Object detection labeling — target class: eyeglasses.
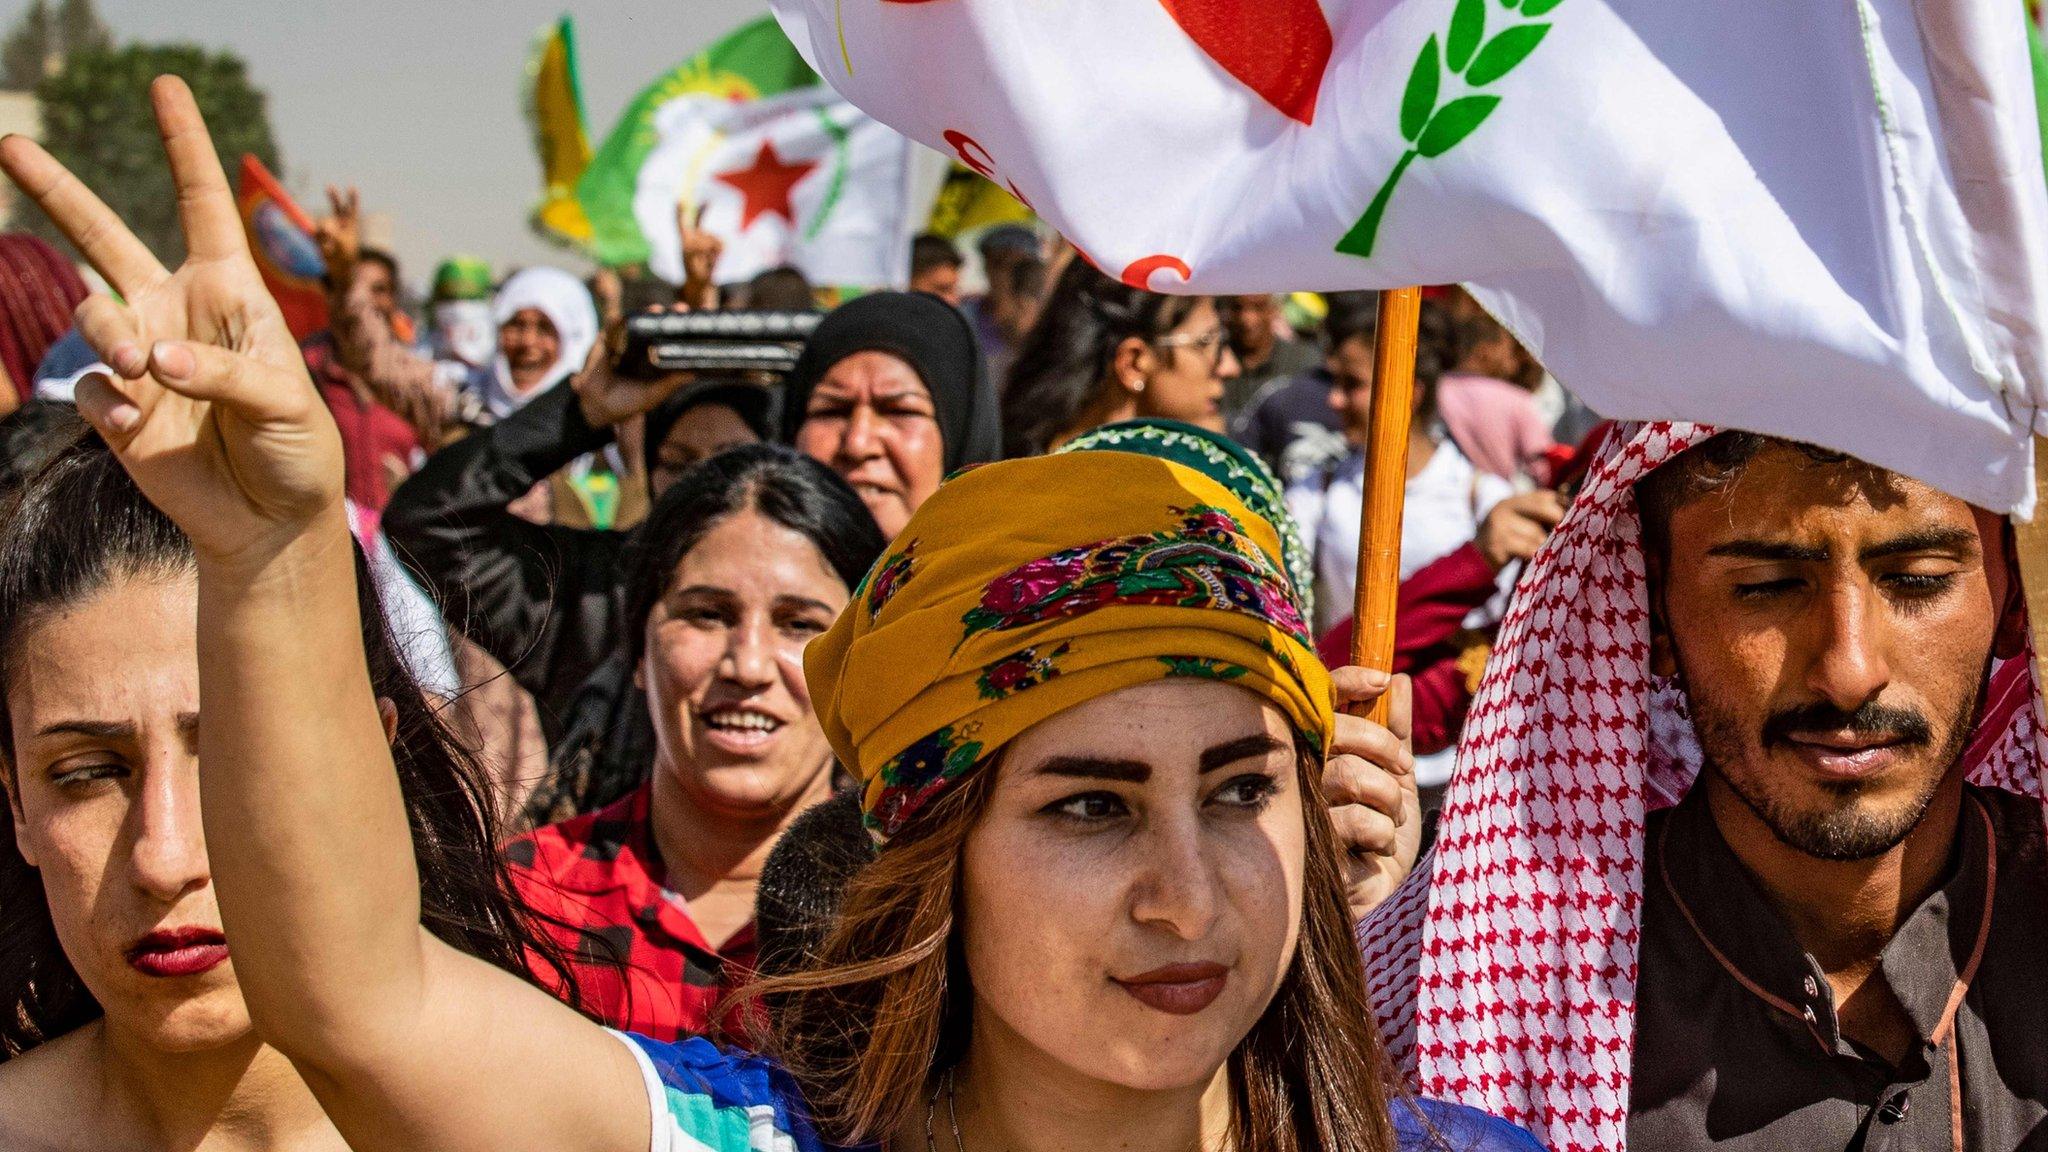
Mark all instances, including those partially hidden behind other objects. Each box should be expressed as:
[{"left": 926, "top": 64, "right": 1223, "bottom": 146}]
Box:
[{"left": 1155, "top": 327, "right": 1230, "bottom": 369}]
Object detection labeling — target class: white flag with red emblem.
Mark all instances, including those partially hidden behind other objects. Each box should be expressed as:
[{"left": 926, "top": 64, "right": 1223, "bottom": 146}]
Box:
[
  {"left": 770, "top": 0, "right": 2048, "bottom": 514},
  {"left": 572, "top": 17, "right": 919, "bottom": 289}
]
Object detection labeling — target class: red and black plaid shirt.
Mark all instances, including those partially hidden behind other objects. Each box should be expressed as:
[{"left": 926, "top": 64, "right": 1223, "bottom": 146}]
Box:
[{"left": 506, "top": 781, "right": 757, "bottom": 1041}]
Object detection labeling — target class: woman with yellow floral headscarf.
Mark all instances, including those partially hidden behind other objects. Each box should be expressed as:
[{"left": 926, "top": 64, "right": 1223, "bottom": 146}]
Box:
[{"left": 8, "top": 85, "right": 1545, "bottom": 1152}]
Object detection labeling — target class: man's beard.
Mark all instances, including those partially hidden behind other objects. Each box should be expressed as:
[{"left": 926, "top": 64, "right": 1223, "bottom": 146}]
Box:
[{"left": 1681, "top": 674, "right": 1977, "bottom": 863}]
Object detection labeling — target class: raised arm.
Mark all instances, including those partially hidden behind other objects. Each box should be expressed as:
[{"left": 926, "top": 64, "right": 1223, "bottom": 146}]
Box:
[
  {"left": 317, "top": 186, "right": 461, "bottom": 445},
  {"left": 676, "top": 200, "right": 723, "bottom": 310},
  {"left": 334, "top": 268, "right": 461, "bottom": 442},
  {"left": 0, "top": 76, "right": 647, "bottom": 1152}
]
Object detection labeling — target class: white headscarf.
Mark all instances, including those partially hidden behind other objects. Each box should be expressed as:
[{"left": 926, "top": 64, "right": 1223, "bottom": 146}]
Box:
[{"left": 482, "top": 267, "right": 598, "bottom": 419}]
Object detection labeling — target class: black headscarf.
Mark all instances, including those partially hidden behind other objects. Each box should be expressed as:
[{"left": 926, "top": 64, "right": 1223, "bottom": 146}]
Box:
[
  {"left": 778, "top": 291, "right": 1002, "bottom": 470},
  {"left": 644, "top": 378, "right": 778, "bottom": 472}
]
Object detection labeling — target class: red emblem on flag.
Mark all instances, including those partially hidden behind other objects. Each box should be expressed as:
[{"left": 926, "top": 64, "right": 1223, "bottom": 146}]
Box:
[
  {"left": 1122, "top": 254, "right": 1193, "bottom": 290},
  {"left": 1160, "top": 0, "right": 1333, "bottom": 125},
  {"left": 888, "top": 0, "right": 1332, "bottom": 125},
  {"left": 715, "top": 140, "right": 820, "bottom": 230}
]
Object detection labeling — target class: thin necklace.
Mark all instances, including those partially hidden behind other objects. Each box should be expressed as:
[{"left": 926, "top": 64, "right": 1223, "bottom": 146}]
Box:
[
  {"left": 923, "top": 1068, "right": 966, "bottom": 1152},
  {"left": 946, "top": 1069, "right": 964, "bottom": 1151}
]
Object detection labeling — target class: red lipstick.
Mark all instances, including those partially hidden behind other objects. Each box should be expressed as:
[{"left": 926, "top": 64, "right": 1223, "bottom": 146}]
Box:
[
  {"left": 127, "top": 927, "right": 229, "bottom": 979},
  {"left": 1112, "top": 962, "right": 1230, "bottom": 1015}
]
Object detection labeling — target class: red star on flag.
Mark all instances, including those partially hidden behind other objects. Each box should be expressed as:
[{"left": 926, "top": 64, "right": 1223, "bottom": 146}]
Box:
[{"left": 714, "top": 140, "right": 820, "bottom": 230}]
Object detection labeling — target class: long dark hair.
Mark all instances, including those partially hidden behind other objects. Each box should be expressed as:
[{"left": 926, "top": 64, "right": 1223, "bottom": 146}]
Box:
[
  {"left": 0, "top": 430, "right": 582, "bottom": 1059},
  {"left": 622, "top": 443, "right": 887, "bottom": 668},
  {"left": 1000, "top": 259, "right": 1206, "bottom": 458},
  {"left": 525, "top": 444, "right": 888, "bottom": 822},
  {"left": 753, "top": 740, "right": 1400, "bottom": 1151}
]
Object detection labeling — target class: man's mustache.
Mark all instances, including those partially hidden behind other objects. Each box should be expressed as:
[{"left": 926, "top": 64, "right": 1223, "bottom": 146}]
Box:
[{"left": 1761, "top": 700, "right": 1932, "bottom": 748}]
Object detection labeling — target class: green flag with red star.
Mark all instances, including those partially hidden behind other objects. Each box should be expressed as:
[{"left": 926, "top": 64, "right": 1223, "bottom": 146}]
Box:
[{"left": 572, "top": 16, "right": 919, "bottom": 287}]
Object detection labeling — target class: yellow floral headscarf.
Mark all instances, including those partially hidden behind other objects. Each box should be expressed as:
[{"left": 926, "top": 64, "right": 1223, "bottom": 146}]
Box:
[{"left": 807, "top": 451, "right": 1335, "bottom": 842}]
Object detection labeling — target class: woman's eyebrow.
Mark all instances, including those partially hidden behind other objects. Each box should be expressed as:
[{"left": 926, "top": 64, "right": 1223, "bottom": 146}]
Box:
[
  {"left": 871, "top": 386, "right": 932, "bottom": 403},
  {"left": 667, "top": 584, "right": 736, "bottom": 601},
  {"left": 1028, "top": 735, "right": 1287, "bottom": 781},
  {"left": 34, "top": 712, "right": 198, "bottom": 741},
  {"left": 1032, "top": 755, "right": 1150, "bottom": 782},
  {"left": 36, "top": 718, "right": 135, "bottom": 741},
  {"left": 1200, "top": 734, "right": 1288, "bottom": 773},
  {"left": 774, "top": 595, "right": 839, "bottom": 615}
]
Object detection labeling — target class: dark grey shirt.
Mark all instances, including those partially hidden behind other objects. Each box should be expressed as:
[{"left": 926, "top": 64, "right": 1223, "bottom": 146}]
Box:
[
  {"left": 1630, "top": 782, "right": 2048, "bottom": 1151},
  {"left": 1223, "top": 337, "right": 1320, "bottom": 421}
]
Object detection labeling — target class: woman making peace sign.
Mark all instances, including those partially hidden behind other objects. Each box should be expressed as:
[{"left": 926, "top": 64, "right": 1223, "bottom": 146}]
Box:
[{"left": 0, "top": 78, "right": 1540, "bottom": 1152}]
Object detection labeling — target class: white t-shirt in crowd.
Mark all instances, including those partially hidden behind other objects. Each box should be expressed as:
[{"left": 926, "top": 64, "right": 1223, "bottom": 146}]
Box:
[
  {"left": 1286, "top": 438, "right": 1513, "bottom": 636},
  {"left": 1287, "top": 438, "right": 1514, "bottom": 786}
]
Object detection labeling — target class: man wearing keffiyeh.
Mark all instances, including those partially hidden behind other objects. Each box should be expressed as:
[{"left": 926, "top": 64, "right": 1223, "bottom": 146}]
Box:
[{"left": 1360, "top": 422, "right": 2048, "bottom": 1152}]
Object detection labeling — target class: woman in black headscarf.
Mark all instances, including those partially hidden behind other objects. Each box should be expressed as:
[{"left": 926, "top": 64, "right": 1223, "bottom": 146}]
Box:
[{"left": 783, "top": 291, "right": 1002, "bottom": 539}]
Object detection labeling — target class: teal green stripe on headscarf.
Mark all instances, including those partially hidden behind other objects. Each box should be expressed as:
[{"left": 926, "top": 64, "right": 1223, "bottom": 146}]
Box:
[{"left": 1055, "top": 419, "right": 1316, "bottom": 625}]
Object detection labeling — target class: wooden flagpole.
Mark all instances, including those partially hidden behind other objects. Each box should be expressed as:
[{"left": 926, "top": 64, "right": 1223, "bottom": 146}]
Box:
[
  {"left": 2013, "top": 437, "right": 2048, "bottom": 694},
  {"left": 1347, "top": 286, "right": 1424, "bottom": 724}
]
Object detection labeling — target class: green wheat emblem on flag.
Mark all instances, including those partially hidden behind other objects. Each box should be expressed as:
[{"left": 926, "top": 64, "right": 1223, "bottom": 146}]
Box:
[{"left": 1337, "top": 0, "right": 1564, "bottom": 260}]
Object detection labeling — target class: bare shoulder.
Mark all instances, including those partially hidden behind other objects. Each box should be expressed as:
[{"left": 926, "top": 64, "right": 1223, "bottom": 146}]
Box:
[{"left": 0, "top": 1026, "right": 107, "bottom": 1151}]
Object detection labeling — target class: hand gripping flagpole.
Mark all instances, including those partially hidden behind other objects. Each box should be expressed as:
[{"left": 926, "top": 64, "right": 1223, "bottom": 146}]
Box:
[{"left": 1347, "top": 286, "right": 1423, "bottom": 724}]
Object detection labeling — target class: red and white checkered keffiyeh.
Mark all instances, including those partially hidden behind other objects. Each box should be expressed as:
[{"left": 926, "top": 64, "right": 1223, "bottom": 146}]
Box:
[{"left": 1358, "top": 421, "right": 2048, "bottom": 1152}]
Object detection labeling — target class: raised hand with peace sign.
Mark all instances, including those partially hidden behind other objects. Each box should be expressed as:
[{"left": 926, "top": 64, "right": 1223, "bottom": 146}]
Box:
[
  {"left": 0, "top": 75, "right": 669, "bottom": 1152},
  {"left": 0, "top": 76, "right": 346, "bottom": 566},
  {"left": 315, "top": 183, "right": 363, "bottom": 288}
]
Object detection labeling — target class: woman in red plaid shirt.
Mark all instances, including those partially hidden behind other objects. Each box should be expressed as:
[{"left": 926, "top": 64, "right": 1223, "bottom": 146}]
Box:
[{"left": 506, "top": 443, "right": 885, "bottom": 1039}]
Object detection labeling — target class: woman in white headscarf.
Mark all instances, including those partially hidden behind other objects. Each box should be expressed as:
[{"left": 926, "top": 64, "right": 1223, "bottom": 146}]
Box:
[
  {"left": 480, "top": 266, "right": 600, "bottom": 420},
  {"left": 320, "top": 246, "right": 599, "bottom": 439}
]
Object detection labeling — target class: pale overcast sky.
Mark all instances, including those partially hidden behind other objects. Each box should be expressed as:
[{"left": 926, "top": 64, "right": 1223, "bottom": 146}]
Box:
[{"left": 74, "top": 0, "right": 770, "bottom": 285}]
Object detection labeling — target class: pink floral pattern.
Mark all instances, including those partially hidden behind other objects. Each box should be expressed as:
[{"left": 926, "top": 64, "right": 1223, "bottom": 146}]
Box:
[
  {"left": 862, "top": 539, "right": 918, "bottom": 620},
  {"left": 959, "top": 505, "right": 1308, "bottom": 647},
  {"left": 976, "top": 642, "right": 1073, "bottom": 700}
]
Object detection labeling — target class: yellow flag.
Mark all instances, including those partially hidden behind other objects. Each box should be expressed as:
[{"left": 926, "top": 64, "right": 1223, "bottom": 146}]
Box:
[
  {"left": 527, "top": 16, "right": 594, "bottom": 248},
  {"left": 925, "top": 165, "right": 1034, "bottom": 240}
]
